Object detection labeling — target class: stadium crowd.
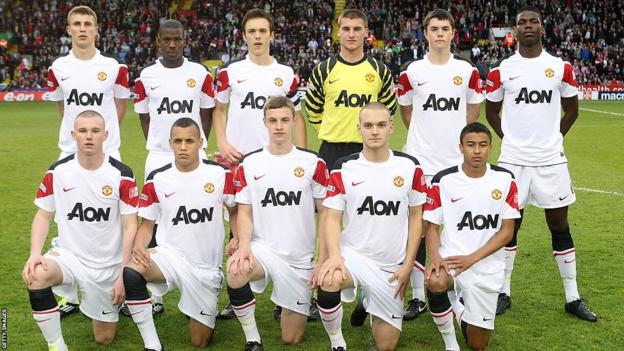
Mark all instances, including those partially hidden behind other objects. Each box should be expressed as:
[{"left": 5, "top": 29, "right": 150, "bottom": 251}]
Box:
[{"left": 1, "top": 0, "right": 623, "bottom": 91}]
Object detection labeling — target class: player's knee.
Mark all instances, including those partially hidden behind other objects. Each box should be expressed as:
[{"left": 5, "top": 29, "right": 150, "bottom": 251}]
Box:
[
  {"left": 226, "top": 272, "right": 248, "bottom": 289},
  {"left": 425, "top": 275, "right": 448, "bottom": 293},
  {"left": 467, "top": 338, "right": 487, "bottom": 351},
  {"left": 190, "top": 333, "right": 212, "bottom": 348},
  {"left": 281, "top": 330, "right": 304, "bottom": 345},
  {"left": 374, "top": 337, "right": 398, "bottom": 351},
  {"left": 320, "top": 270, "right": 344, "bottom": 291},
  {"left": 28, "top": 265, "right": 54, "bottom": 289},
  {"left": 94, "top": 331, "right": 115, "bottom": 345}
]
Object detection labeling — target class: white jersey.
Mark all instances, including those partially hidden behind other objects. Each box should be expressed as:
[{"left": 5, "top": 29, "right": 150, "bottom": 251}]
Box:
[
  {"left": 139, "top": 160, "right": 235, "bottom": 268},
  {"left": 486, "top": 51, "right": 578, "bottom": 166},
  {"left": 47, "top": 49, "right": 130, "bottom": 154},
  {"left": 34, "top": 155, "right": 138, "bottom": 269},
  {"left": 134, "top": 58, "right": 216, "bottom": 152},
  {"left": 397, "top": 54, "right": 484, "bottom": 176},
  {"left": 323, "top": 151, "right": 428, "bottom": 269},
  {"left": 424, "top": 164, "right": 520, "bottom": 274},
  {"left": 216, "top": 56, "right": 300, "bottom": 154},
  {"left": 235, "top": 147, "right": 328, "bottom": 264}
]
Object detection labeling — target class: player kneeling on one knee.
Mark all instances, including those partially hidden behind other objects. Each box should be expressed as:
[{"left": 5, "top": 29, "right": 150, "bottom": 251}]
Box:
[{"left": 424, "top": 122, "right": 520, "bottom": 351}]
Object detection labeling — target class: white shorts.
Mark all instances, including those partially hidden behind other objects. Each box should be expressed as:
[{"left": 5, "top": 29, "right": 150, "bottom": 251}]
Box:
[
  {"left": 453, "top": 269, "right": 504, "bottom": 330},
  {"left": 250, "top": 241, "right": 313, "bottom": 316},
  {"left": 59, "top": 149, "right": 121, "bottom": 161},
  {"left": 341, "top": 246, "right": 404, "bottom": 331},
  {"left": 45, "top": 248, "right": 119, "bottom": 322},
  {"left": 147, "top": 245, "right": 222, "bottom": 328},
  {"left": 144, "top": 150, "right": 207, "bottom": 180},
  {"left": 499, "top": 163, "right": 576, "bottom": 209}
]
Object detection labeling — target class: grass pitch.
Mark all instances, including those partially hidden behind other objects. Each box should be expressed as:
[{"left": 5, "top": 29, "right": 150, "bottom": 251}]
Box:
[{"left": 0, "top": 101, "right": 622, "bottom": 350}]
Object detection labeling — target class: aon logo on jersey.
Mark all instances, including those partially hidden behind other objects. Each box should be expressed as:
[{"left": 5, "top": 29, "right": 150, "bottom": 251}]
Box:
[
  {"left": 514, "top": 88, "right": 552, "bottom": 104},
  {"left": 66, "top": 89, "right": 103, "bottom": 106},
  {"left": 261, "top": 188, "right": 302, "bottom": 207},
  {"left": 172, "top": 206, "right": 214, "bottom": 225},
  {"left": 422, "top": 94, "right": 460, "bottom": 111},
  {"left": 356, "top": 196, "right": 400, "bottom": 216},
  {"left": 240, "top": 92, "right": 267, "bottom": 109},
  {"left": 157, "top": 98, "right": 193, "bottom": 114},
  {"left": 457, "top": 211, "right": 499, "bottom": 230},
  {"left": 67, "top": 203, "right": 111, "bottom": 222},
  {"left": 335, "top": 91, "right": 372, "bottom": 108}
]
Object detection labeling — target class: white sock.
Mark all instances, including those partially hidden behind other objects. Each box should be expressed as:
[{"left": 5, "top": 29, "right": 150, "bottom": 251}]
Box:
[
  {"left": 554, "top": 249, "right": 580, "bottom": 302},
  {"left": 502, "top": 247, "right": 517, "bottom": 296},
  {"left": 410, "top": 262, "right": 426, "bottom": 300},
  {"left": 233, "top": 299, "right": 261, "bottom": 343},
  {"left": 127, "top": 299, "right": 161, "bottom": 350},
  {"left": 33, "top": 306, "right": 67, "bottom": 350},
  {"left": 431, "top": 307, "right": 460, "bottom": 351},
  {"left": 319, "top": 303, "right": 346, "bottom": 349}
]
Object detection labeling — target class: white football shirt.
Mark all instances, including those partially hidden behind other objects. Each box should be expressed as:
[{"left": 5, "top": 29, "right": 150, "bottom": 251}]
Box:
[
  {"left": 47, "top": 50, "right": 130, "bottom": 154},
  {"left": 323, "top": 151, "right": 428, "bottom": 269},
  {"left": 486, "top": 51, "right": 578, "bottom": 166},
  {"left": 139, "top": 160, "right": 235, "bottom": 268},
  {"left": 35, "top": 155, "right": 139, "bottom": 268},
  {"left": 134, "top": 58, "right": 215, "bottom": 152},
  {"left": 235, "top": 147, "right": 328, "bottom": 264},
  {"left": 424, "top": 164, "right": 520, "bottom": 274},
  {"left": 216, "top": 56, "right": 300, "bottom": 154},
  {"left": 398, "top": 54, "right": 484, "bottom": 176}
]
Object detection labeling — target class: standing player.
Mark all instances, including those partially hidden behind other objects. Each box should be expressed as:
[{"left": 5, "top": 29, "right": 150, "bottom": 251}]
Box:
[
  {"left": 424, "top": 122, "right": 519, "bottom": 351},
  {"left": 46, "top": 5, "right": 130, "bottom": 316},
  {"left": 123, "top": 118, "right": 236, "bottom": 350},
  {"left": 226, "top": 97, "right": 327, "bottom": 350},
  {"left": 22, "top": 110, "right": 138, "bottom": 350},
  {"left": 397, "top": 8, "right": 483, "bottom": 321},
  {"left": 315, "top": 103, "right": 427, "bottom": 351},
  {"left": 485, "top": 6, "right": 596, "bottom": 321},
  {"left": 304, "top": 9, "right": 397, "bottom": 171}
]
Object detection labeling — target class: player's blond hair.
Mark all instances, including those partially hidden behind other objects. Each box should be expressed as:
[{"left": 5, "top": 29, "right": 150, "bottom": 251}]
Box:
[
  {"left": 263, "top": 96, "right": 295, "bottom": 118},
  {"left": 338, "top": 9, "right": 368, "bottom": 28},
  {"left": 67, "top": 5, "right": 98, "bottom": 24}
]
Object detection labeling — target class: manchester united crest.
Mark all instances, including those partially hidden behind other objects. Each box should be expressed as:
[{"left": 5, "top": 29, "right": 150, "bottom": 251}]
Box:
[
  {"left": 394, "top": 176, "right": 404, "bottom": 187},
  {"left": 204, "top": 183, "right": 215, "bottom": 193},
  {"left": 491, "top": 189, "right": 502, "bottom": 200},
  {"left": 365, "top": 73, "right": 375, "bottom": 83},
  {"left": 274, "top": 77, "right": 283, "bottom": 87},
  {"left": 545, "top": 68, "right": 554, "bottom": 78},
  {"left": 97, "top": 72, "right": 107, "bottom": 81},
  {"left": 102, "top": 185, "right": 113, "bottom": 196},
  {"left": 187, "top": 78, "right": 196, "bottom": 88},
  {"left": 294, "top": 167, "right": 305, "bottom": 177},
  {"left": 48, "top": 250, "right": 60, "bottom": 256},
  {"left": 453, "top": 76, "right": 463, "bottom": 85},
  {"left": 148, "top": 248, "right": 157, "bottom": 254}
]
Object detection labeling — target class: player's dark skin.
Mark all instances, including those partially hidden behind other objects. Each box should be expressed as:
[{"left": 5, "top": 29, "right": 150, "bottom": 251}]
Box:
[
  {"left": 485, "top": 10, "right": 578, "bottom": 243},
  {"left": 139, "top": 25, "right": 212, "bottom": 141}
]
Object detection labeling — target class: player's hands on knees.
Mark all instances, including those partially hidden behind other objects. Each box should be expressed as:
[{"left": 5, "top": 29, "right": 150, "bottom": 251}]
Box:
[
  {"left": 217, "top": 141, "right": 243, "bottom": 165},
  {"left": 425, "top": 254, "right": 446, "bottom": 280},
  {"left": 112, "top": 276, "right": 125, "bottom": 305},
  {"left": 316, "top": 255, "right": 346, "bottom": 288},
  {"left": 22, "top": 254, "right": 47, "bottom": 285},
  {"left": 132, "top": 245, "right": 151, "bottom": 268},
  {"left": 308, "top": 263, "right": 323, "bottom": 288},
  {"left": 227, "top": 243, "right": 253, "bottom": 275},
  {"left": 226, "top": 237, "right": 239, "bottom": 256},
  {"left": 443, "top": 254, "right": 476, "bottom": 276},
  {"left": 389, "top": 264, "right": 412, "bottom": 299}
]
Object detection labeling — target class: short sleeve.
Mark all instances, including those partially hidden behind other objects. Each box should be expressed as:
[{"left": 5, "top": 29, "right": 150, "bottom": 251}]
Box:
[{"left": 322, "top": 170, "right": 346, "bottom": 211}]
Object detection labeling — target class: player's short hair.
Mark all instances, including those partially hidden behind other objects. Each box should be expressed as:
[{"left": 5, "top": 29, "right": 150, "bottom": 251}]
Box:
[
  {"left": 338, "top": 9, "right": 368, "bottom": 28},
  {"left": 359, "top": 102, "right": 391, "bottom": 121},
  {"left": 170, "top": 117, "right": 200, "bottom": 137},
  {"left": 460, "top": 122, "right": 492, "bottom": 144},
  {"left": 242, "top": 9, "right": 274, "bottom": 33},
  {"left": 67, "top": 5, "right": 97, "bottom": 24},
  {"left": 515, "top": 5, "right": 542, "bottom": 23},
  {"left": 159, "top": 19, "right": 184, "bottom": 36},
  {"left": 74, "top": 110, "right": 105, "bottom": 127},
  {"left": 424, "top": 9, "right": 455, "bottom": 30},
  {"left": 263, "top": 96, "right": 295, "bottom": 118}
]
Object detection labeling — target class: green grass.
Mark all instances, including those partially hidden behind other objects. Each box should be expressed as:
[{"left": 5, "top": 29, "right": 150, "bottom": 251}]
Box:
[{"left": 0, "top": 101, "right": 622, "bottom": 350}]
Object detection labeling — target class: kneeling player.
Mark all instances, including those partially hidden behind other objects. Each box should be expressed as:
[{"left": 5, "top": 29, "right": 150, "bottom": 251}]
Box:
[
  {"left": 226, "top": 96, "right": 328, "bottom": 350},
  {"left": 22, "top": 110, "right": 138, "bottom": 350},
  {"left": 123, "top": 118, "right": 237, "bottom": 350},
  {"left": 424, "top": 122, "right": 520, "bottom": 351},
  {"left": 315, "top": 103, "right": 427, "bottom": 351}
]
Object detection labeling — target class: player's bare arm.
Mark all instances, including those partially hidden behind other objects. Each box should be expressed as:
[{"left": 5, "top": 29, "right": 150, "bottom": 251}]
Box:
[
  {"left": 309, "top": 198, "right": 326, "bottom": 288},
  {"left": 138, "top": 113, "right": 150, "bottom": 139},
  {"left": 294, "top": 111, "right": 308, "bottom": 148},
  {"left": 132, "top": 218, "right": 155, "bottom": 268},
  {"left": 316, "top": 208, "right": 346, "bottom": 287},
  {"left": 22, "top": 208, "right": 54, "bottom": 285},
  {"left": 424, "top": 221, "right": 446, "bottom": 279},
  {"left": 560, "top": 95, "right": 579, "bottom": 136},
  {"left": 200, "top": 107, "right": 213, "bottom": 143},
  {"left": 214, "top": 101, "right": 243, "bottom": 163},
  {"left": 390, "top": 205, "right": 423, "bottom": 299},
  {"left": 114, "top": 97, "right": 127, "bottom": 124},
  {"left": 444, "top": 218, "right": 515, "bottom": 276},
  {"left": 467, "top": 103, "right": 481, "bottom": 123},
  {"left": 56, "top": 101, "right": 64, "bottom": 118},
  {"left": 485, "top": 99, "right": 504, "bottom": 138},
  {"left": 400, "top": 105, "right": 413, "bottom": 129},
  {"left": 113, "top": 213, "right": 137, "bottom": 304},
  {"left": 227, "top": 203, "right": 253, "bottom": 275}
]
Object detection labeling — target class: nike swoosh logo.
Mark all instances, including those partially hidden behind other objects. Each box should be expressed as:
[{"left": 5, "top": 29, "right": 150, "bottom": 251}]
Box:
[
  {"left": 559, "top": 195, "right": 569, "bottom": 201},
  {"left": 63, "top": 187, "right": 76, "bottom": 192},
  {"left": 102, "top": 311, "right": 113, "bottom": 315},
  {"left": 483, "top": 317, "right": 493, "bottom": 321},
  {"left": 564, "top": 259, "right": 576, "bottom": 264},
  {"left": 150, "top": 85, "right": 160, "bottom": 90},
  {"left": 61, "top": 76, "right": 71, "bottom": 81},
  {"left": 237, "top": 79, "right": 248, "bottom": 83},
  {"left": 254, "top": 175, "right": 266, "bottom": 180},
  {"left": 329, "top": 79, "right": 339, "bottom": 84},
  {"left": 509, "top": 76, "right": 520, "bottom": 81},
  {"left": 165, "top": 192, "right": 175, "bottom": 198},
  {"left": 435, "top": 320, "right": 449, "bottom": 326},
  {"left": 451, "top": 197, "right": 463, "bottom": 203},
  {"left": 200, "top": 311, "right": 213, "bottom": 316},
  {"left": 417, "top": 81, "right": 428, "bottom": 86},
  {"left": 36, "top": 318, "right": 52, "bottom": 323},
  {"left": 321, "top": 316, "right": 339, "bottom": 322},
  {"left": 391, "top": 314, "right": 402, "bottom": 319},
  {"left": 129, "top": 310, "right": 146, "bottom": 316},
  {"left": 296, "top": 301, "right": 308, "bottom": 305},
  {"left": 351, "top": 181, "right": 365, "bottom": 186}
]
